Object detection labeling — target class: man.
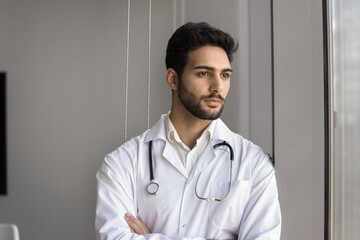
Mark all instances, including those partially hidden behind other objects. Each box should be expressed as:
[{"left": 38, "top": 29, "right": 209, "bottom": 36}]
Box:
[{"left": 96, "top": 22, "right": 281, "bottom": 240}]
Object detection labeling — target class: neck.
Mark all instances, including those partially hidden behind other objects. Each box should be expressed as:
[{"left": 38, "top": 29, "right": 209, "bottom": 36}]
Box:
[{"left": 169, "top": 103, "right": 212, "bottom": 149}]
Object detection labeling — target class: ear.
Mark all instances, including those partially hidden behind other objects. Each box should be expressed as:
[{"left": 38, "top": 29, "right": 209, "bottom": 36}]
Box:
[{"left": 166, "top": 68, "right": 178, "bottom": 91}]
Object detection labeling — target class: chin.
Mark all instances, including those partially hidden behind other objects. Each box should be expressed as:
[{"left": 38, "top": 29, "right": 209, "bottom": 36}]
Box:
[{"left": 196, "top": 110, "right": 223, "bottom": 120}]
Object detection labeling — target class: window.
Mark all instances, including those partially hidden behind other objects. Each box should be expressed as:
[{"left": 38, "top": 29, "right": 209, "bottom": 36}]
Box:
[{"left": 330, "top": 0, "right": 360, "bottom": 238}]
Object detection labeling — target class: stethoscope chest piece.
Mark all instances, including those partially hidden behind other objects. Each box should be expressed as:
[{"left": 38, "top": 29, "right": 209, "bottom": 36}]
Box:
[{"left": 147, "top": 180, "right": 159, "bottom": 195}]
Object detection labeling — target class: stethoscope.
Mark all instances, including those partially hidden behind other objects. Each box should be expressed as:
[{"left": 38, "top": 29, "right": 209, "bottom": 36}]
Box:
[{"left": 146, "top": 140, "right": 234, "bottom": 202}]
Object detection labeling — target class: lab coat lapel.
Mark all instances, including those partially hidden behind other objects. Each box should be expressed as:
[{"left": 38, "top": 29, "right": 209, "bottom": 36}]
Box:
[
  {"left": 212, "top": 118, "right": 235, "bottom": 141},
  {"left": 162, "top": 142, "right": 188, "bottom": 177},
  {"left": 144, "top": 114, "right": 167, "bottom": 142},
  {"left": 145, "top": 114, "right": 189, "bottom": 178}
]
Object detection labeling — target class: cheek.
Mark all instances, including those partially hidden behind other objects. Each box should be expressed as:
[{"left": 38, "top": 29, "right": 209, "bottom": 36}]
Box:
[
  {"left": 223, "top": 81, "right": 230, "bottom": 98},
  {"left": 183, "top": 80, "right": 207, "bottom": 95}
]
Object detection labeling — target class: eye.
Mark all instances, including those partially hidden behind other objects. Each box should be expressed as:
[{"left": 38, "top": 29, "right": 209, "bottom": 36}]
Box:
[
  {"left": 198, "top": 72, "right": 210, "bottom": 78},
  {"left": 221, "top": 73, "right": 231, "bottom": 79}
]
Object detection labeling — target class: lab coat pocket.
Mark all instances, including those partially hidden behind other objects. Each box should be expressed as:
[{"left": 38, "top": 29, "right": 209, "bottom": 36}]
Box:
[{"left": 208, "top": 180, "right": 251, "bottom": 234}]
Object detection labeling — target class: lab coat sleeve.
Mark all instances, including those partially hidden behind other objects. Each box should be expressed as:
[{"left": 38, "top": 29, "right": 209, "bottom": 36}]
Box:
[
  {"left": 238, "top": 153, "right": 281, "bottom": 240},
  {"left": 95, "top": 147, "right": 207, "bottom": 240}
]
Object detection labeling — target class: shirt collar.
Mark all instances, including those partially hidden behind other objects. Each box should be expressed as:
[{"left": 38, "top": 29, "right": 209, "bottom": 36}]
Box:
[
  {"left": 144, "top": 113, "right": 234, "bottom": 143},
  {"left": 165, "top": 112, "right": 215, "bottom": 144}
]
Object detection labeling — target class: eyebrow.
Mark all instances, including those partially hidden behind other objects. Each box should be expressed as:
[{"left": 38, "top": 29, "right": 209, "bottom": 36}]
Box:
[{"left": 193, "top": 65, "right": 233, "bottom": 73}]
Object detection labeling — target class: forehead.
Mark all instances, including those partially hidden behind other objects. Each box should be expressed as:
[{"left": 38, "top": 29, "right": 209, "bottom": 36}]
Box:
[{"left": 185, "top": 45, "right": 231, "bottom": 70}]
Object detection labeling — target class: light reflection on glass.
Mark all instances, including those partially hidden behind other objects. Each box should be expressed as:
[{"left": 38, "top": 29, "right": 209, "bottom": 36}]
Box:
[{"left": 331, "top": 0, "right": 360, "bottom": 239}]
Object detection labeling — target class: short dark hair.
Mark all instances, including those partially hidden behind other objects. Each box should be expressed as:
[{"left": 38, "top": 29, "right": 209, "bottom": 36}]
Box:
[{"left": 165, "top": 22, "right": 239, "bottom": 77}]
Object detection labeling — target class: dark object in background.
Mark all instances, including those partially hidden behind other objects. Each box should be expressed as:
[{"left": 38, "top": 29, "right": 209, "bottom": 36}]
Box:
[{"left": 0, "top": 72, "right": 7, "bottom": 195}]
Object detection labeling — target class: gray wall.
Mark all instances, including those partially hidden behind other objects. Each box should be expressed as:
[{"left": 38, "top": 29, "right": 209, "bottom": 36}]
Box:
[
  {"left": 0, "top": 0, "right": 325, "bottom": 239},
  {"left": 0, "top": 1, "right": 174, "bottom": 239},
  {"left": 273, "top": 0, "right": 325, "bottom": 239}
]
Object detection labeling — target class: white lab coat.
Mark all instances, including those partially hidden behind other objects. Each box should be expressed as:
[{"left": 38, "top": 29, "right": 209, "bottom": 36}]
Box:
[{"left": 96, "top": 114, "right": 281, "bottom": 240}]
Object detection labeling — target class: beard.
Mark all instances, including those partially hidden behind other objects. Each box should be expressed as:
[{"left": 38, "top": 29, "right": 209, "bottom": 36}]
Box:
[{"left": 177, "top": 80, "right": 225, "bottom": 120}]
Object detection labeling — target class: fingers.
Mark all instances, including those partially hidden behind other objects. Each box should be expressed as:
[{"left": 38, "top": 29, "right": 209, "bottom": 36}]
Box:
[{"left": 124, "top": 213, "right": 150, "bottom": 235}]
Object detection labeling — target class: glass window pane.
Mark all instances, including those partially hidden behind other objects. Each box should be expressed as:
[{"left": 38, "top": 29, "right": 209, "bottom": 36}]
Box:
[{"left": 331, "top": 0, "right": 360, "bottom": 239}]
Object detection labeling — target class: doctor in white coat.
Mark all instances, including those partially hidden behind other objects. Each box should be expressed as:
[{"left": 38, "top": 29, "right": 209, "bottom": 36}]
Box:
[{"left": 96, "top": 22, "right": 281, "bottom": 240}]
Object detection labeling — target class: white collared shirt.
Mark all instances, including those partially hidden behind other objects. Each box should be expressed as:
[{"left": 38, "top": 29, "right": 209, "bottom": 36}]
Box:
[{"left": 165, "top": 113, "right": 215, "bottom": 176}]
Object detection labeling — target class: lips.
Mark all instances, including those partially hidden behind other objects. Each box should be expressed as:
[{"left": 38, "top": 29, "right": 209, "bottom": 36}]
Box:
[{"left": 204, "top": 98, "right": 222, "bottom": 106}]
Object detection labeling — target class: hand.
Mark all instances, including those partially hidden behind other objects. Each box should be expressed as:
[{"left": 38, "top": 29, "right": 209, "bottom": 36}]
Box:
[{"left": 124, "top": 213, "right": 150, "bottom": 235}]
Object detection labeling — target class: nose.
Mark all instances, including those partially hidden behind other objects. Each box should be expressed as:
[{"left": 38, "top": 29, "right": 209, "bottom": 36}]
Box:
[{"left": 209, "top": 74, "right": 224, "bottom": 93}]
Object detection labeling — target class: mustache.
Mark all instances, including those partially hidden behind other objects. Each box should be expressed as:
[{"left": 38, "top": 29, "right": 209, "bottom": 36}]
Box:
[{"left": 201, "top": 93, "right": 225, "bottom": 101}]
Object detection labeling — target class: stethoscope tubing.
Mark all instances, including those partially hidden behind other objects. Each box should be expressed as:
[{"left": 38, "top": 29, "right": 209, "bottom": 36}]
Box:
[
  {"left": 147, "top": 140, "right": 159, "bottom": 194},
  {"left": 148, "top": 140, "right": 154, "bottom": 181},
  {"left": 213, "top": 141, "right": 234, "bottom": 160},
  {"left": 147, "top": 140, "right": 233, "bottom": 200}
]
